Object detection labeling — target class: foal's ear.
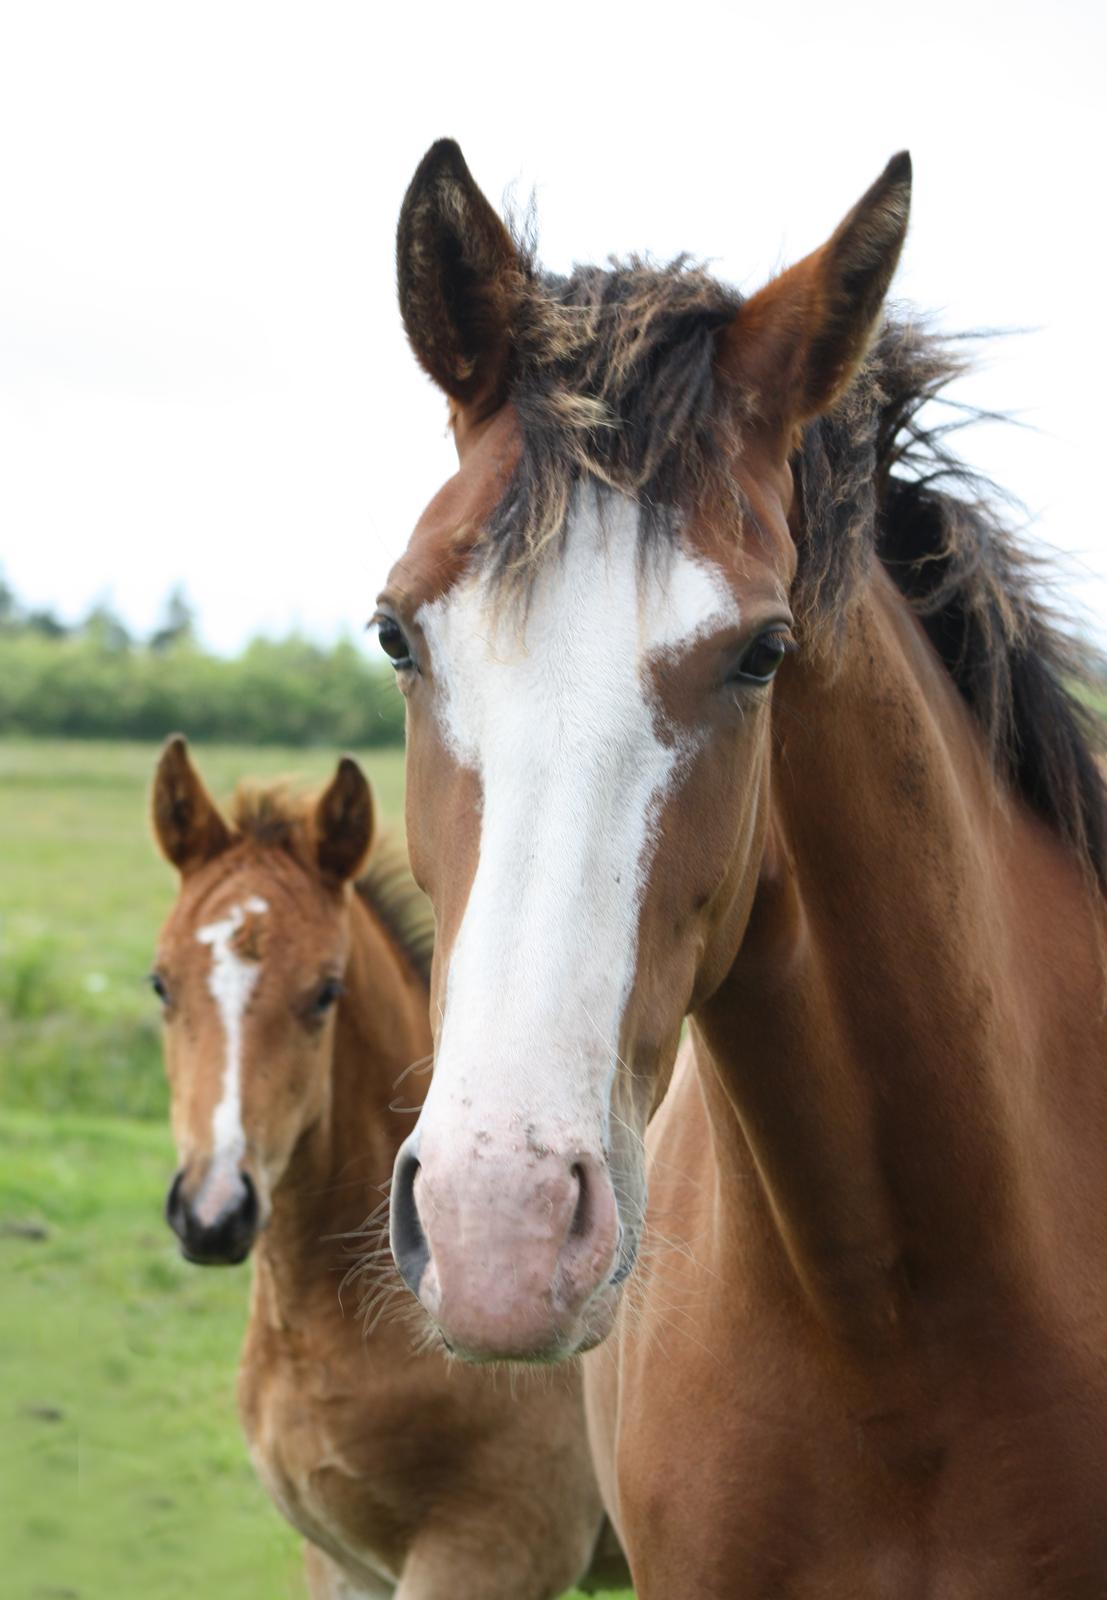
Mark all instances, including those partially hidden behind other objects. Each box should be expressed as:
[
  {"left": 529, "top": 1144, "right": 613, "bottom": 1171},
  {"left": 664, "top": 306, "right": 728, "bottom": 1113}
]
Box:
[
  {"left": 726, "top": 152, "right": 912, "bottom": 429},
  {"left": 152, "top": 735, "right": 231, "bottom": 874},
  {"left": 397, "top": 138, "right": 523, "bottom": 413},
  {"left": 314, "top": 757, "right": 375, "bottom": 884}
]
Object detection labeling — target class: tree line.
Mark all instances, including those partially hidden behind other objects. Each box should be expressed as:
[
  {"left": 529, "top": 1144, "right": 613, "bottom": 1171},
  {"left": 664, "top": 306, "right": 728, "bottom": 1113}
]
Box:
[{"left": 0, "top": 579, "right": 404, "bottom": 747}]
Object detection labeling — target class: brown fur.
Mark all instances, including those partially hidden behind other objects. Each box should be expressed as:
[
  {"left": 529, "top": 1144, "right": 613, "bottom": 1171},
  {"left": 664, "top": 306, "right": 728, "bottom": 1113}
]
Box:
[
  {"left": 388, "top": 142, "right": 1107, "bottom": 1596},
  {"left": 229, "top": 782, "right": 435, "bottom": 984},
  {"left": 151, "top": 743, "right": 623, "bottom": 1599}
]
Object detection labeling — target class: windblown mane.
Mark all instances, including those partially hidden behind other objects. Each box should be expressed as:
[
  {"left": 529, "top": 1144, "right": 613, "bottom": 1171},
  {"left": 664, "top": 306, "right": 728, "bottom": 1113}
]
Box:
[
  {"left": 480, "top": 248, "right": 1107, "bottom": 884},
  {"left": 485, "top": 250, "right": 742, "bottom": 575},
  {"left": 798, "top": 319, "right": 1107, "bottom": 885},
  {"left": 229, "top": 783, "right": 434, "bottom": 981}
]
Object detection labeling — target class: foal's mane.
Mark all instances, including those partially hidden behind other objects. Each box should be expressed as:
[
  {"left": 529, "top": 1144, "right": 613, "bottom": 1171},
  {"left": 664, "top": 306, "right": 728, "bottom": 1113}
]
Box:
[
  {"left": 229, "top": 785, "right": 434, "bottom": 984},
  {"left": 355, "top": 834, "right": 434, "bottom": 987},
  {"left": 479, "top": 246, "right": 1107, "bottom": 884}
]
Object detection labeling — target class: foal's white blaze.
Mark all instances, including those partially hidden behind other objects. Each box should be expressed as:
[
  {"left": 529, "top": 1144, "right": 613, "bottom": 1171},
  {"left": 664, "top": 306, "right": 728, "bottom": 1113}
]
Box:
[
  {"left": 416, "top": 486, "right": 737, "bottom": 1159},
  {"left": 194, "top": 895, "right": 268, "bottom": 1223}
]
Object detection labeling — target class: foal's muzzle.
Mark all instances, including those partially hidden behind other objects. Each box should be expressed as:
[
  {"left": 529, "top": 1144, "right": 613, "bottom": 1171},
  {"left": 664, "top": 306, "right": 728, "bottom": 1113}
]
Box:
[{"left": 165, "top": 1168, "right": 259, "bottom": 1265}]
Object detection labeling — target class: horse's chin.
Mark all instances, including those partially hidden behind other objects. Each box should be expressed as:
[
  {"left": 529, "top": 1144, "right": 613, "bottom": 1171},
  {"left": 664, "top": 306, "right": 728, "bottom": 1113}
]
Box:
[
  {"left": 427, "top": 1278, "right": 622, "bottom": 1366},
  {"left": 179, "top": 1240, "right": 254, "bottom": 1267},
  {"left": 570, "top": 1279, "right": 622, "bottom": 1353}
]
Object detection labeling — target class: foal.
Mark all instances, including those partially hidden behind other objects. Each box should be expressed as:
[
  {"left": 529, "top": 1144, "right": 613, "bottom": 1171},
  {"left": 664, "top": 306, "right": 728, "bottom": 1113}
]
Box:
[{"left": 150, "top": 738, "right": 620, "bottom": 1599}]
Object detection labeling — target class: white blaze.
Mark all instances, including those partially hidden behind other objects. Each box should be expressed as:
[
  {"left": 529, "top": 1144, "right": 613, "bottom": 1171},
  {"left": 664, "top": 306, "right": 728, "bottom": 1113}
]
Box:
[
  {"left": 416, "top": 485, "right": 738, "bottom": 1147},
  {"left": 194, "top": 895, "right": 268, "bottom": 1220}
]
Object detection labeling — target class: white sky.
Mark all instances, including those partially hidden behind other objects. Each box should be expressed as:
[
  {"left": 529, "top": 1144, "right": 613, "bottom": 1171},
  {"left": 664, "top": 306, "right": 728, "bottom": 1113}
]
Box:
[{"left": 0, "top": 0, "right": 1103, "bottom": 654}]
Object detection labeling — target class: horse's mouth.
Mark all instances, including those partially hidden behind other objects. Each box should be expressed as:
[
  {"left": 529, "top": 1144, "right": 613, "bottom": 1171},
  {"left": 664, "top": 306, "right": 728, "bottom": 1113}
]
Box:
[{"left": 177, "top": 1240, "right": 253, "bottom": 1268}]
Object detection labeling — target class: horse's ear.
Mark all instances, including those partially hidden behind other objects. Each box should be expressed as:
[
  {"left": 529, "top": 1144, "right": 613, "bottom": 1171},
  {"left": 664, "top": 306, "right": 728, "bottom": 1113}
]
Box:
[
  {"left": 152, "top": 735, "right": 231, "bottom": 874},
  {"left": 314, "top": 757, "right": 374, "bottom": 884},
  {"left": 397, "top": 138, "right": 523, "bottom": 414},
  {"left": 726, "top": 152, "right": 911, "bottom": 430}
]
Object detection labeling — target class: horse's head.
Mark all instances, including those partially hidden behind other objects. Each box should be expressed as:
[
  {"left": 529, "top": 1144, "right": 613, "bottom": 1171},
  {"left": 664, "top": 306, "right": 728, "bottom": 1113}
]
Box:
[
  {"left": 380, "top": 141, "right": 910, "bottom": 1358},
  {"left": 151, "top": 738, "right": 374, "bottom": 1264}
]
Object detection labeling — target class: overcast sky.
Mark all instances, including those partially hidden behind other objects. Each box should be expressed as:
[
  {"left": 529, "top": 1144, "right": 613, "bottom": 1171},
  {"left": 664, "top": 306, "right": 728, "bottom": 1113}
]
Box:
[{"left": 1, "top": 0, "right": 1103, "bottom": 653}]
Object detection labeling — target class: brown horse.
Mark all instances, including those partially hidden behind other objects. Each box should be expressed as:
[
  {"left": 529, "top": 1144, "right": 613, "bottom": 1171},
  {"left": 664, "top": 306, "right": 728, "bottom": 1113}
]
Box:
[
  {"left": 377, "top": 140, "right": 1107, "bottom": 1595},
  {"left": 150, "top": 737, "right": 625, "bottom": 1599}
]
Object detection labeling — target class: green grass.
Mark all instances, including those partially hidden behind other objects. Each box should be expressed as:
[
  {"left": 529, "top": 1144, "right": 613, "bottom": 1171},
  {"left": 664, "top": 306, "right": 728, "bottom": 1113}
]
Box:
[
  {"left": 0, "top": 738, "right": 406, "bottom": 1120},
  {"left": 0, "top": 1109, "right": 307, "bottom": 1598},
  {"left": 1, "top": 739, "right": 631, "bottom": 1599}
]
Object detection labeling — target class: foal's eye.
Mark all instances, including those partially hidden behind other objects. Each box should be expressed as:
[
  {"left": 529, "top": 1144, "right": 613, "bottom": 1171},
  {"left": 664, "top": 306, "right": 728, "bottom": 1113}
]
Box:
[
  {"left": 311, "top": 978, "right": 343, "bottom": 1016},
  {"left": 148, "top": 971, "right": 171, "bottom": 1007},
  {"left": 373, "top": 614, "right": 414, "bottom": 671},
  {"left": 732, "top": 630, "right": 792, "bottom": 687}
]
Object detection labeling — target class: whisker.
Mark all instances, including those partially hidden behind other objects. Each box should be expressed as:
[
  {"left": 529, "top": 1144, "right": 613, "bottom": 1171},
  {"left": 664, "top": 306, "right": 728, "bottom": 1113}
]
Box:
[{"left": 392, "top": 1052, "right": 434, "bottom": 1090}]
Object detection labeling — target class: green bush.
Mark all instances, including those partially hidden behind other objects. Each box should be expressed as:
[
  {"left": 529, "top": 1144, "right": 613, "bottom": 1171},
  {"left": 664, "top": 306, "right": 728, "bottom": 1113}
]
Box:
[{"left": 0, "top": 631, "right": 404, "bottom": 748}]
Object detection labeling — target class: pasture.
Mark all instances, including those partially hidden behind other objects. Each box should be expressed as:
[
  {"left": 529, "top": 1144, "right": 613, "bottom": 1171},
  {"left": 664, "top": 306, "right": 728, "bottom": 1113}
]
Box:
[{"left": 0, "top": 738, "right": 627, "bottom": 1599}]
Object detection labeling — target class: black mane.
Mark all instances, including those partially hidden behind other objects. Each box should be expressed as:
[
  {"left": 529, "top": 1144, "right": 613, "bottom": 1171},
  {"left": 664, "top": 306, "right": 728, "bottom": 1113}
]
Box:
[{"left": 797, "top": 318, "right": 1106, "bottom": 883}]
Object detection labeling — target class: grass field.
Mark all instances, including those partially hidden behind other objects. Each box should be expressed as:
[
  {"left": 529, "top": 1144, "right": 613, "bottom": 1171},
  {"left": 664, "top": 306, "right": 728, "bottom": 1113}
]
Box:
[
  {"left": 0, "top": 738, "right": 628, "bottom": 1599},
  {"left": 1, "top": 1110, "right": 308, "bottom": 1598}
]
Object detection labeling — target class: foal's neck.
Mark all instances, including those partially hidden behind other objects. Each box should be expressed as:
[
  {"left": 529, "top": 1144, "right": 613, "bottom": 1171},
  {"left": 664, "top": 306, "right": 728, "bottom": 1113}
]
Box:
[
  {"left": 695, "top": 570, "right": 1099, "bottom": 1351},
  {"left": 257, "top": 893, "right": 430, "bottom": 1305}
]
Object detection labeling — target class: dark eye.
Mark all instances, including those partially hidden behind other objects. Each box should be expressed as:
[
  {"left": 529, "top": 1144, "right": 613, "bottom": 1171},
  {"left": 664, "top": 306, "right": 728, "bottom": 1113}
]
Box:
[
  {"left": 733, "top": 630, "right": 792, "bottom": 687},
  {"left": 310, "top": 977, "right": 343, "bottom": 1016},
  {"left": 148, "top": 971, "right": 171, "bottom": 1006},
  {"left": 374, "top": 614, "right": 414, "bottom": 671}
]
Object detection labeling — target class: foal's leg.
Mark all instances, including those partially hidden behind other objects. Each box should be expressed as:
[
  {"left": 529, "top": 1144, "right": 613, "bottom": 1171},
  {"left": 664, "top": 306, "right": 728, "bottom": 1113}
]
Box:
[{"left": 304, "top": 1542, "right": 395, "bottom": 1600}]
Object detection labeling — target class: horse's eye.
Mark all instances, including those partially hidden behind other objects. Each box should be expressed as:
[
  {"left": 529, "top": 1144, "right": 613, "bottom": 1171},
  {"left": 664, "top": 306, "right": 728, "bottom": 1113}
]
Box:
[
  {"left": 312, "top": 978, "right": 343, "bottom": 1015},
  {"left": 149, "top": 971, "right": 171, "bottom": 1006},
  {"left": 733, "top": 630, "right": 792, "bottom": 687},
  {"left": 374, "top": 615, "right": 414, "bottom": 671}
]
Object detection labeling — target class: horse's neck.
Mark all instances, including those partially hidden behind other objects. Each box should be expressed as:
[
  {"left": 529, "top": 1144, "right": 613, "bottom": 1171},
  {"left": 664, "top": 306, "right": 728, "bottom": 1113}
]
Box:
[
  {"left": 694, "top": 569, "right": 1104, "bottom": 1349},
  {"left": 256, "top": 893, "right": 431, "bottom": 1307}
]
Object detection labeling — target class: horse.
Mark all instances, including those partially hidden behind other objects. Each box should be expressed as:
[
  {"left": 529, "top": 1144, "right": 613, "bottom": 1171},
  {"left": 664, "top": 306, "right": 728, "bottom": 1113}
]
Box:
[
  {"left": 376, "top": 139, "right": 1107, "bottom": 1596},
  {"left": 149, "top": 737, "right": 626, "bottom": 1599}
]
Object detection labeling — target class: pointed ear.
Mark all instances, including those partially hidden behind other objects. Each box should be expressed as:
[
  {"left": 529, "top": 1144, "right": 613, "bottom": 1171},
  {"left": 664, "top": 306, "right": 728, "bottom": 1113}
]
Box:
[
  {"left": 152, "top": 735, "right": 231, "bottom": 874},
  {"left": 314, "top": 758, "right": 374, "bottom": 884},
  {"left": 726, "top": 152, "right": 911, "bottom": 430},
  {"left": 396, "top": 138, "right": 523, "bottom": 413}
]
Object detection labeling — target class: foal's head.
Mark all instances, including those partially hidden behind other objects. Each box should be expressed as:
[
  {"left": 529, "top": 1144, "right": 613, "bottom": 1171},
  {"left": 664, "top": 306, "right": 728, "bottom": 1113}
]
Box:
[
  {"left": 151, "top": 738, "right": 373, "bottom": 1264},
  {"left": 380, "top": 141, "right": 910, "bottom": 1358}
]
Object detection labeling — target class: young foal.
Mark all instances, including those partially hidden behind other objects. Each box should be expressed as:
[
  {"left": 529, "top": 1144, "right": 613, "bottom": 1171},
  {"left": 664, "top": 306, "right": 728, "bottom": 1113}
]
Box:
[
  {"left": 150, "top": 738, "right": 620, "bottom": 1600},
  {"left": 380, "top": 142, "right": 1107, "bottom": 1595}
]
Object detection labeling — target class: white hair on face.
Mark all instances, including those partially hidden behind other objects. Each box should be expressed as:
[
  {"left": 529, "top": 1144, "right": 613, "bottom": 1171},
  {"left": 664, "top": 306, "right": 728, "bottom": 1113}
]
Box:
[
  {"left": 193, "top": 895, "right": 268, "bottom": 1222},
  {"left": 415, "top": 484, "right": 738, "bottom": 1151}
]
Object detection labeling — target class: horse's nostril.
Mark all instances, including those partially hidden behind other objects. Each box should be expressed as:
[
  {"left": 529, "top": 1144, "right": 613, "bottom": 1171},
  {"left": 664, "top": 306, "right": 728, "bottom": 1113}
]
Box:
[
  {"left": 238, "top": 1170, "right": 258, "bottom": 1230},
  {"left": 165, "top": 1171, "right": 186, "bottom": 1235},
  {"left": 390, "top": 1147, "right": 430, "bottom": 1297},
  {"left": 569, "top": 1161, "right": 590, "bottom": 1239}
]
